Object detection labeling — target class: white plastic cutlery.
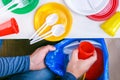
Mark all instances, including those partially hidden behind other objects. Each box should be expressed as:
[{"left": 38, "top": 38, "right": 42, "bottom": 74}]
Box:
[
  {"left": 29, "top": 13, "right": 58, "bottom": 40},
  {"left": 0, "top": 0, "right": 30, "bottom": 15},
  {"left": 0, "top": 0, "right": 15, "bottom": 11},
  {"left": 8, "top": 0, "right": 30, "bottom": 12},
  {"left": 30, "top": 24, "right": 65, "bottom": 45}
]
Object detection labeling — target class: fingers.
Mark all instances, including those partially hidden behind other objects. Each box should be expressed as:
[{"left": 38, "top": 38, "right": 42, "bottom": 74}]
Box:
[
  {"left": 36, "top": 45, "right": 56, "bottom": 55},
  {"left": 38, "top": 45, "right": 56, "bottom": 52},
  {"left": 41, "top": 45, "right": 56, "bottom": 55},
  {"left": 71, "top": 49, "right": 79, "bottom": 61},
  {"left": 45, "top": 45, "right": 56, "bottom": 51}
]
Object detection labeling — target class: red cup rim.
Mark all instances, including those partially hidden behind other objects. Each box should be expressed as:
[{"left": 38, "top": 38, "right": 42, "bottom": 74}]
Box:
[
  {"left": 11, "top": 18, "right": 19, "bottom": 33},
  {"left": 87, "top": 0, "right": 119, "bottom": 21},
  {"left": 78, "top": 42, "right": 95, "bottom": 59},
  {"left": 80, "top": 42, "right": 95, "bottom": 53}
]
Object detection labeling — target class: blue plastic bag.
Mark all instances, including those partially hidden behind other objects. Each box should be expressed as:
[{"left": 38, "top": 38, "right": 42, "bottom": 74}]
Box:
[{"left": 45, "top": 38, "right": 109, "bottom": 80}]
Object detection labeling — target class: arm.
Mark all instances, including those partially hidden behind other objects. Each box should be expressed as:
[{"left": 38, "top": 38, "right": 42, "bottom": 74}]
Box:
[
  {"left": 61, "top": 72, "right": 76, "bottom": 80},
  {"left": 0, "top": 56, "right": 29, "bottom": 77},
  {"left": 0, "top": 45, "right": 55, "bottom": 77}
]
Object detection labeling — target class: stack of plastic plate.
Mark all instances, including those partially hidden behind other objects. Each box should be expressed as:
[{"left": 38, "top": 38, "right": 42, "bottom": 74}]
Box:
[
  {"left": 64, "top": 0, "right": 109, "bottom": 15},
  {"left": 88, "top": 0, "right": 119, "bottom": 21}
]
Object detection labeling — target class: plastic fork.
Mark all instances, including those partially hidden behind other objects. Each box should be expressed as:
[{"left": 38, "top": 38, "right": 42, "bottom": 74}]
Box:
[
  {"left": 8, "top": 0, "right": 30, "bottom": 12},
  {"left": 0, "top": 0, "right": 31, "bottom": 15},
  {"left": 0, "top": 0, "right": 16, "bottom": 11}
]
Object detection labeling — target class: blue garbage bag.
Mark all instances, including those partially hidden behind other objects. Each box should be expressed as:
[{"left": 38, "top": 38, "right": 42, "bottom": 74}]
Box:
[{"left": 45, "top": 38, "right": 109, "bottom": 80}]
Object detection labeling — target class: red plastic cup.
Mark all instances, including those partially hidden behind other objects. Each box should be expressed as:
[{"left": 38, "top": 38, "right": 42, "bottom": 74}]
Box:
[
  {"left": 78, "top": 41, "right": 95, "bottom": 59},
  {"left": 0, "top": 18, "right": 19, "bottom": 36},
  {"left": 86, "top": 47, "right": 104, "bottom": 80}
]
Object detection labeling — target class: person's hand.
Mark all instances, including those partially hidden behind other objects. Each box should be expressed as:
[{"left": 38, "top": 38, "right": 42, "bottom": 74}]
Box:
[
  {"left": 67, "top": 49, "right": 97, "bottom": 79},
  {"left": 30, "top": 45, "right": 56, "bottom": 70}
]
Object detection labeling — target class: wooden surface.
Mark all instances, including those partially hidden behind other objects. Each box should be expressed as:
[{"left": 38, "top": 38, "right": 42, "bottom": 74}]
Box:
[{"left": 0, "top": 39, "right": 59, "bottom": 57}]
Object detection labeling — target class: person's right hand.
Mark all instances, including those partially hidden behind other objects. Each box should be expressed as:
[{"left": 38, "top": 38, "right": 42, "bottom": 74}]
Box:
[
  {"left": 67, "top": 49, "right": 97, "bottom": 79},
  {"left": 30, "top": 45, "right": 56, "bottom": 71}
]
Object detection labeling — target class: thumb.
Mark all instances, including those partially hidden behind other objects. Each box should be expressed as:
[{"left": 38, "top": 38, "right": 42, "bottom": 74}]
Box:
[
  {"left": 71, "top": 49, "right": 79, "bottom": 61},
  {"left": 42, "top": 45, "right": 56, "bottom": 56},
  {"left": 45, "top": 45, "right": 56, "bottom": 51}
]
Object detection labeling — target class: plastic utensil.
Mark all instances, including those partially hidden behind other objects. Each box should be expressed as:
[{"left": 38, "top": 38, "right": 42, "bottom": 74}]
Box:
[
  {"left": 78, "top": 41, "right": 95, "bottom": 59},
  {"left": 101, "top": 12, "right": 120, "bottom": 37},
  {"left": 0, "top": 0, "right": 15, "bottom": 11},
  {"left": 34, "top": 2, "right": 72, "bottom": 42},
  {"left": 0, "top": 18, "right": 19, "bottom": 36},
  {"left": 8, "top": 0, "right": 30, "bottom": 12},
  {"left": 64, "top": 0, "right": 109, "bottom": 15},
  {"left": 30, "top": 24, "right": 65, "bottom": 45},
  {"left": 87, "top": 0, "right": 119, "bottom": 21},
  {"left": 29, "top": 13, "right": 58, "bottom": 40},
  {"left": 2, "top": 0, "right": 39, "bottom": 14},
  {"left": 0, "top": 0, "right": 30, "bottom": 15}
]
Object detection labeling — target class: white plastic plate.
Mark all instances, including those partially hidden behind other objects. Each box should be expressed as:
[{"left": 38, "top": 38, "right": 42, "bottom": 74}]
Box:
[{"left": 64, "top": 0, "right": 109, "bottom": 15}]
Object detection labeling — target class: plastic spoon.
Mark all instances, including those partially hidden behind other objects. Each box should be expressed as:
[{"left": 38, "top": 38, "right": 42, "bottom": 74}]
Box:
[
  {"left": 30, "top": 24, "right": 65, "bottom": 45},
  {"left": 29, "top": 13, "right": 58, "bottom": 40}
]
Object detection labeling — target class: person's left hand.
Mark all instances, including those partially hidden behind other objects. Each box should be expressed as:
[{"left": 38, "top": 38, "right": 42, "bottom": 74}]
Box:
[
  {"left": 67, "top": 49, "right": 97, "bottom": 78},
  {"left": 30, "top": 45, "right": 56, "bottom": 70}
]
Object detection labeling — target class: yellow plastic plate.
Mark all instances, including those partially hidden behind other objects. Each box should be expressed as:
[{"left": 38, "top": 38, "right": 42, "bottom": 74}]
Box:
[{"left": 34, "top": 2, "right": 72, "bottom": 42}]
